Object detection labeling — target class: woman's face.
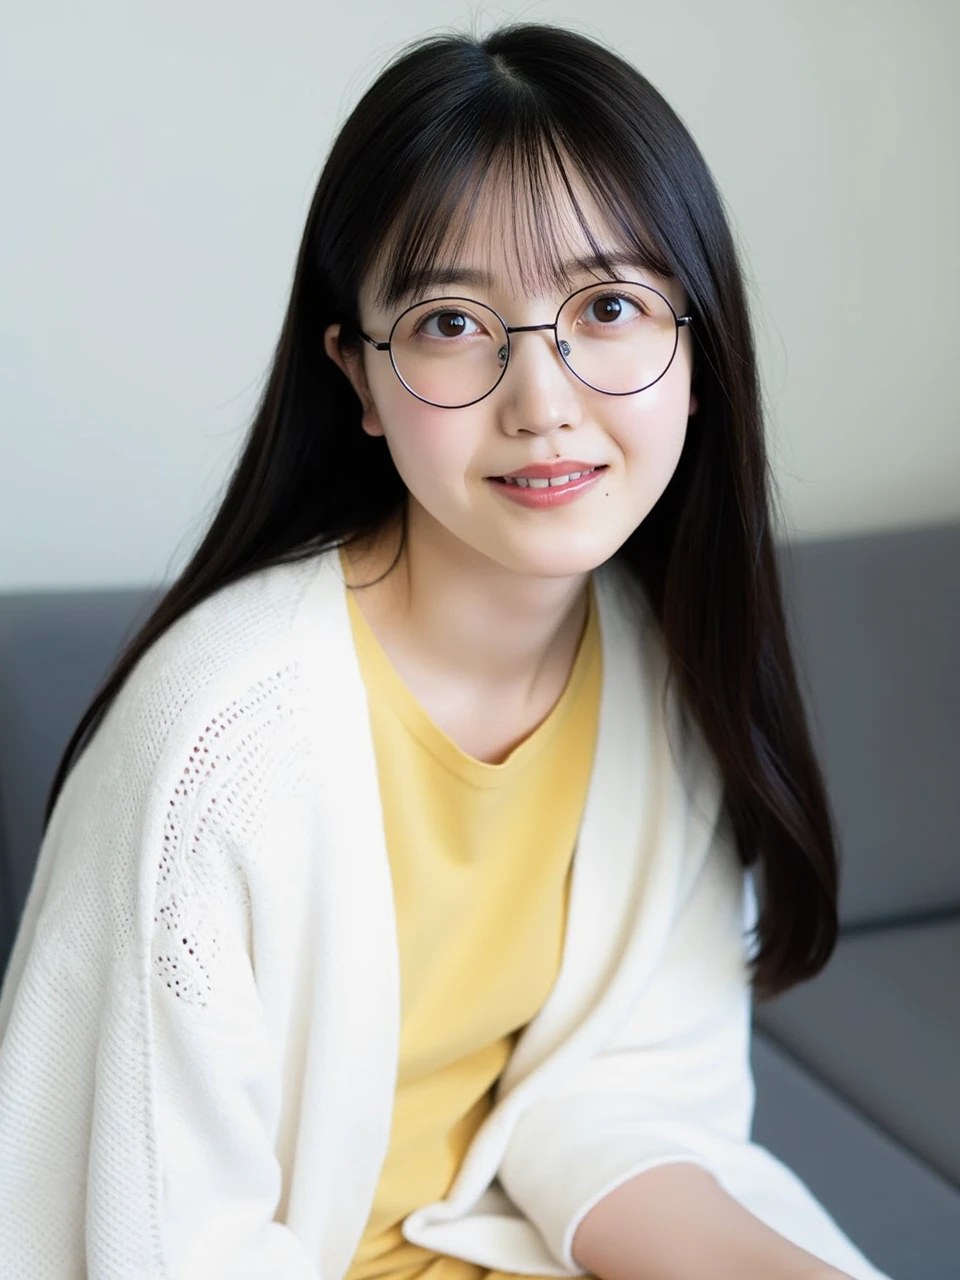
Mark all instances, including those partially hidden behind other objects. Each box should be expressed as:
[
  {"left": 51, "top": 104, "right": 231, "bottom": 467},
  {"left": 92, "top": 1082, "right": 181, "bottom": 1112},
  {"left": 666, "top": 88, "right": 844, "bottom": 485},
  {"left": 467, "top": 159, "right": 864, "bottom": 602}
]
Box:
[{"left": 323, "top": 176, "right": 696, "bottom": 583}]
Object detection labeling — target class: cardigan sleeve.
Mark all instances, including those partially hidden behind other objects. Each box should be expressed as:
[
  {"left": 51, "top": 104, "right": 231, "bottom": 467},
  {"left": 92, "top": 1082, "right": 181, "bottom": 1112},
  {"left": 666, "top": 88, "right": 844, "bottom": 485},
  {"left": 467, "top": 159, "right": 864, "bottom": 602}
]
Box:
[
  {"left": 0, "top": 677, "right": 322, "bottom": 1279},
  {"left": 496, "top": 807, "right": 892, "bottom": 1280}
]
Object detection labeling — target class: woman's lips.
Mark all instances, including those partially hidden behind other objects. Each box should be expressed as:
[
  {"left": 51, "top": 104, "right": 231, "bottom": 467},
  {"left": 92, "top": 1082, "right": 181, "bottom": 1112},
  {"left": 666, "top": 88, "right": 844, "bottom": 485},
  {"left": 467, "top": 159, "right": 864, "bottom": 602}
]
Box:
[{"left": 487, "top": 466, "right": 607, "bottom": 508}]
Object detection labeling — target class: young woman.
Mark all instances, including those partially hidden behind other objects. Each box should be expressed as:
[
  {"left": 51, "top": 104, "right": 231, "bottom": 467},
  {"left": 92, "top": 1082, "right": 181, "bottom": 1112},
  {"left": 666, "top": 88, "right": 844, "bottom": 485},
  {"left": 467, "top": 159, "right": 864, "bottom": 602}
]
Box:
[{"left": 0, "top": 22, "right": 892, "bottom": 1280}]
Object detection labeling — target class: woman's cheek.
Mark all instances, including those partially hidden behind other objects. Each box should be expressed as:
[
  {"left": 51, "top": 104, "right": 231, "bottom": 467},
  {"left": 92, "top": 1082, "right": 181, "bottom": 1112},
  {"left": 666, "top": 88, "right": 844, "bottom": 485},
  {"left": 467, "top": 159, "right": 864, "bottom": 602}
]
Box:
[
  {"left": 604, "top": 392, "right": 689, "bottom": 491},
  {"left": 381, "top": 403, "right": 469, "bottom": 495}
]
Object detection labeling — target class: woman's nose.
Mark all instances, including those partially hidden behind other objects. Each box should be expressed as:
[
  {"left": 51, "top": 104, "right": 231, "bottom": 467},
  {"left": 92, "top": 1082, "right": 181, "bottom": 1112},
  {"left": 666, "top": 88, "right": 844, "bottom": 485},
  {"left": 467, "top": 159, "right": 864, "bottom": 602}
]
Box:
[{"left": 499, "top": 327, "right": 582, "bottom": 435}]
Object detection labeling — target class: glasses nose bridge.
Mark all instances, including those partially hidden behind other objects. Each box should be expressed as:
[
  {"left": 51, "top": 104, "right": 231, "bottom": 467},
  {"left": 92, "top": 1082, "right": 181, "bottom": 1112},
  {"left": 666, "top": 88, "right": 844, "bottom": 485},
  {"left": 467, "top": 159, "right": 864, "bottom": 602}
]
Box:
[
  {"left": 501, "top": 320, "right": 571, "bottom": 368},
  {"left": 504, "top": 320, "right": 558, "bottom": 339}
]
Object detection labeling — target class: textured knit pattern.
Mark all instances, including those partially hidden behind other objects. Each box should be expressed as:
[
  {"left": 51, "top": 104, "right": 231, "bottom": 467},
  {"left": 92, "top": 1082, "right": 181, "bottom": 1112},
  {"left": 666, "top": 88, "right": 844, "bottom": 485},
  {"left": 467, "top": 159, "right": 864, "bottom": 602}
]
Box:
[{"left": 0, "top": 562, "right": 322, "bottom": 1278}]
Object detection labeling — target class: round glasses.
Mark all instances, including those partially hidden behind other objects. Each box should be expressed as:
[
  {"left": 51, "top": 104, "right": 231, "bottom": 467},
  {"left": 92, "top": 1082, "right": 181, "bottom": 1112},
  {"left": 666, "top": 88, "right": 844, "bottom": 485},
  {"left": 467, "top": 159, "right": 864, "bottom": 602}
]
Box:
[{"left": 356, "top": 280, "right": 693, "bottom": 409}]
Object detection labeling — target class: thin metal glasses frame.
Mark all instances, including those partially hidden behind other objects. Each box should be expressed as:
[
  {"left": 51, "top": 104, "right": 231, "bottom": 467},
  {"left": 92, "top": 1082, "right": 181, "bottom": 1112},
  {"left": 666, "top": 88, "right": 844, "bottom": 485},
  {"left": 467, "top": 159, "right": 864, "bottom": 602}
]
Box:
[{"left": 355, "top": 280, "right": 694, "bottom": 410}]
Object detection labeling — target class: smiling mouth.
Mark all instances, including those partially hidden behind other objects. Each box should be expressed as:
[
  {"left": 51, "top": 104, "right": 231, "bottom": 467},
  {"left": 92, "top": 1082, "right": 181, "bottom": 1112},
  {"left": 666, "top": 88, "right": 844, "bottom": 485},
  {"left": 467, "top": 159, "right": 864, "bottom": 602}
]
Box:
[{"left": 490, "top": 466, "right": 608, "bottom": 489}]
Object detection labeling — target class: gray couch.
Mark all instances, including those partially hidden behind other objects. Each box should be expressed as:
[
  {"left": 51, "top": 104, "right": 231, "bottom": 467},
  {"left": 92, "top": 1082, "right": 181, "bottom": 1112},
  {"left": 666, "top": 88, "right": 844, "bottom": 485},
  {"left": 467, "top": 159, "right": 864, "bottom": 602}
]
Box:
[{"left": 1, "top": 523, "right": 958, "bottom": 1279}]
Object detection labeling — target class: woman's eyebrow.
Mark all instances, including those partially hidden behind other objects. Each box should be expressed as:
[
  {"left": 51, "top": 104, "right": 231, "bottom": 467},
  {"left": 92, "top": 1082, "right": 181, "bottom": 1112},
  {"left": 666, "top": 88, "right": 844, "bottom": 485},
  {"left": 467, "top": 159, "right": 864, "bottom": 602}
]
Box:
[
  {"left": 398, "top": 251, "right": 649, "bottom": 299},
  {"left": 404, "top": 264, "right": 496, "bottom": 294}
]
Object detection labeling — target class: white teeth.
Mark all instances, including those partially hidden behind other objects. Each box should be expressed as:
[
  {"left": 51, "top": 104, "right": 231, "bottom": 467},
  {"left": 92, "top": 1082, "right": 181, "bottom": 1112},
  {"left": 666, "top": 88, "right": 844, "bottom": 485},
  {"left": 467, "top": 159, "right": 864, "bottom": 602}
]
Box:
[{"left": 503, "top": 468, "right": 595, "bottom": 488}]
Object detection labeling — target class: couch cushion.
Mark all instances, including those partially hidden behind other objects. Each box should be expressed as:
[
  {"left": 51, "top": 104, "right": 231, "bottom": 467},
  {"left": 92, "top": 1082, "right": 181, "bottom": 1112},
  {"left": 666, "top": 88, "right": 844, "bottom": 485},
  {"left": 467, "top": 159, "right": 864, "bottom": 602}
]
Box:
[
  {"left": 775, "top": 522, "right": 960, "bottom": 925},
  {"left": 751, "top": 1029, "right": 960, "bottom": 1280},
  {"left": 754, "top": 917, "right": 960, "bottom": 1190},
  {"left": 0, "top": 588, "right": 159, "bottom": 974}
]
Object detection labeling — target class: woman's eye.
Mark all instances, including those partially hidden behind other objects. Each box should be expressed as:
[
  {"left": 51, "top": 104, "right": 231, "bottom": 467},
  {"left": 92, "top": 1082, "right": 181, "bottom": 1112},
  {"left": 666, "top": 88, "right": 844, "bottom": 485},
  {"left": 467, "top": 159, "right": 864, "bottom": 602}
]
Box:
[
  {"left": 418, "top": 310, "right": 482, "bottom": 339},
  {"left": 586, "top": 294, "right": 642, "bottom": 324}
]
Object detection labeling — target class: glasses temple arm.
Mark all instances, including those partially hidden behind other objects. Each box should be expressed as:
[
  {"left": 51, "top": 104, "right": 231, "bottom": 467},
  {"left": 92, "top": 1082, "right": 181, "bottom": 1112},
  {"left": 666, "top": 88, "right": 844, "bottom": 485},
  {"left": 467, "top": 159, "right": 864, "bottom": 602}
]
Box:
[{"left": 357, "top": 329, "right": 391, "bottom": 351}]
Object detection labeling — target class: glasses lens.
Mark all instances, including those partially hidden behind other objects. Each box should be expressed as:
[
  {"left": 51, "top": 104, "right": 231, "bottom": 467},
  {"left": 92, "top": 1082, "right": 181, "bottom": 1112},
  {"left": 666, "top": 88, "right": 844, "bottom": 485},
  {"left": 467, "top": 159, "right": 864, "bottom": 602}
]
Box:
[
  {"left": 390, "top": 298, "right": 509, "bottom": 407},
  {"left": 557, "top": 282, "right": 679, "bottom": 394}
]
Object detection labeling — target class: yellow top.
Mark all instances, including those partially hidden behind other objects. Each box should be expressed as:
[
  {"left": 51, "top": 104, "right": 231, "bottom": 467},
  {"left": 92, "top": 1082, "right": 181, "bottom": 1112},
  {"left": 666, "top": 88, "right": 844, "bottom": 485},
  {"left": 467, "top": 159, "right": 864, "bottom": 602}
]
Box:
[{"left": 340, "top": 551, "right": 603, "bottom": 1280}]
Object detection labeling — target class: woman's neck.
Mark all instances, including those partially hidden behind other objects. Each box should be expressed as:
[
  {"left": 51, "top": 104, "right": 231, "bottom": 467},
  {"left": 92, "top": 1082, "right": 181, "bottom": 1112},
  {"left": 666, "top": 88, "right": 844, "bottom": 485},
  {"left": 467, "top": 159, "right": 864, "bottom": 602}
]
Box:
[{"left": 341, "top": 502, "right": 592, "bottom": 706}]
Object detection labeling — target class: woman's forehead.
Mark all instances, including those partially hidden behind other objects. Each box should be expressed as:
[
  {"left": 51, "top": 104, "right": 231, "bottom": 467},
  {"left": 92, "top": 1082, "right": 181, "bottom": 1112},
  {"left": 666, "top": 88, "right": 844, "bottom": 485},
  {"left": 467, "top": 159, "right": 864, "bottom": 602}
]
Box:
[{"left": 363, "top": 161, "right": 668, "bottom": 313}]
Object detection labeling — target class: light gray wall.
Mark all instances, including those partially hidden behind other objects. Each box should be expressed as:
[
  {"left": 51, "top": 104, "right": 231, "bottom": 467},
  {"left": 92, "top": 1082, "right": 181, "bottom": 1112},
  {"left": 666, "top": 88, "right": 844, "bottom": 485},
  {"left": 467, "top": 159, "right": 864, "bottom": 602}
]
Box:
[{"left": 1, "top": 0, "right": 957, "bottom": 589}]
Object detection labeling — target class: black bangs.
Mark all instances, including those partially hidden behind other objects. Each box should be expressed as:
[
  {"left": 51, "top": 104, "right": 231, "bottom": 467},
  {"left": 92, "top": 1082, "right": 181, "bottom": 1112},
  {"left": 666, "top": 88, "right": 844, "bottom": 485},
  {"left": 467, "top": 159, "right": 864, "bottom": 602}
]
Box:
[{"left": 368, "top": 111, "right": 675, "bottom": 314}]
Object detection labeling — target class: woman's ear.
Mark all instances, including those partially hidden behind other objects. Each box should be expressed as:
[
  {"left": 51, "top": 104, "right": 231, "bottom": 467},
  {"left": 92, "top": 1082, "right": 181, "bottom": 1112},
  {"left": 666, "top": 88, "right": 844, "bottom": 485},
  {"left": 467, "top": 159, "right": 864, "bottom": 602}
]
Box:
[
  {"left": 688, "top": 390, "right": 699, "bottom": 416},
  {"left": 323, "top": 324, "right": 385, "bottom": 438}
]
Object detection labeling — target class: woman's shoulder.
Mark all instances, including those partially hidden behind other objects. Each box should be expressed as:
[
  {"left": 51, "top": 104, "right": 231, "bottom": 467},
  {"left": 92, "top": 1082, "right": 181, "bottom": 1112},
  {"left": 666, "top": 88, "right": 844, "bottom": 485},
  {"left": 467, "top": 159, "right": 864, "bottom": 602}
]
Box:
[
  {"left": 595, "top": 554, "right": 711, "bottom": 761},
  {"left": 89, "top": 550, "right": 341, "bottom": 783},
  {"left": 148, "top": 550, "right": 331, "bottom": 668}
]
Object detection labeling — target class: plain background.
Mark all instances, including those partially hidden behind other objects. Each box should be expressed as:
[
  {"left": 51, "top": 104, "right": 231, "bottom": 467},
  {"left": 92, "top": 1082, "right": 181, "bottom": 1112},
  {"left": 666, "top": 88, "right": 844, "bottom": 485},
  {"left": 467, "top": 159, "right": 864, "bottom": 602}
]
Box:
[{"left": 1, "top": 0, "right": 957, "bottom": 590}]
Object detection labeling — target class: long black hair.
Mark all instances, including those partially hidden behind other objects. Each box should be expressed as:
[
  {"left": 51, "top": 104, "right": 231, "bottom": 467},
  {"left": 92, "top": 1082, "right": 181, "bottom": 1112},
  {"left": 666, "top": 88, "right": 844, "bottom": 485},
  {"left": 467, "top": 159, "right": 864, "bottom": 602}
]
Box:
[{"left": 45, "top": 21, "right": 839, "bottom": 1001}]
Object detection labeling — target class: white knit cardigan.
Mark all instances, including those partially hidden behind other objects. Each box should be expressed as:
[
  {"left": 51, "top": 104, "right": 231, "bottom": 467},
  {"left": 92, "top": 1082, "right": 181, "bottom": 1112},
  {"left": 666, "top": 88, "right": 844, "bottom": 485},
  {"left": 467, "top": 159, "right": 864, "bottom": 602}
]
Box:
[{"left": 0, "top": 547, "right": 891, "bottom": 1280}]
